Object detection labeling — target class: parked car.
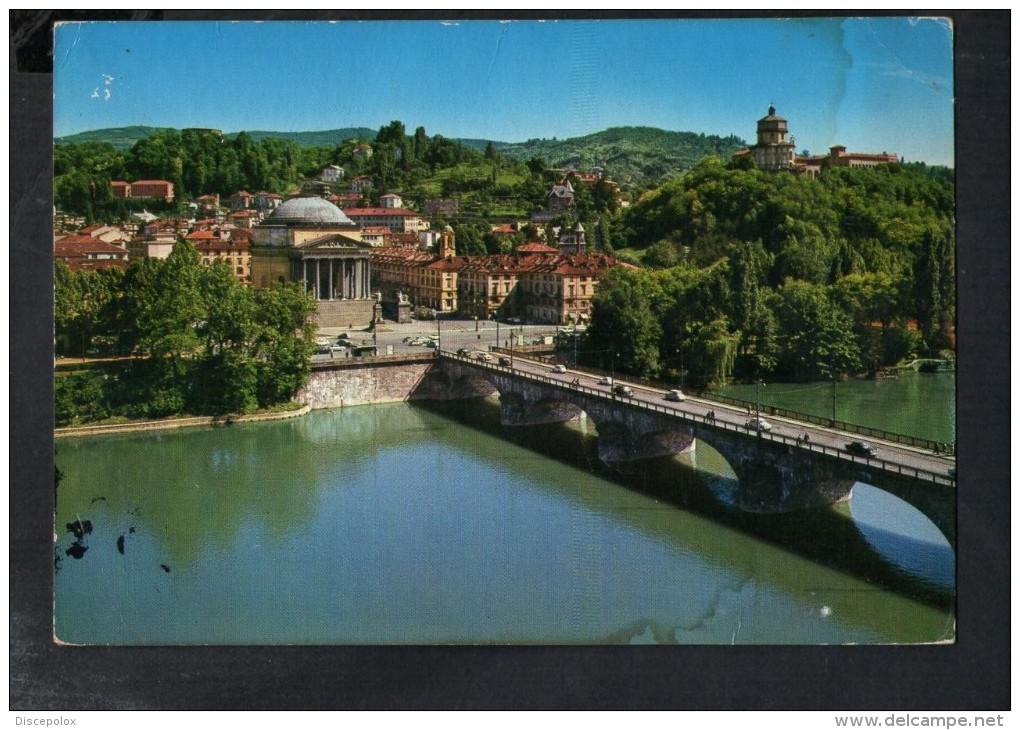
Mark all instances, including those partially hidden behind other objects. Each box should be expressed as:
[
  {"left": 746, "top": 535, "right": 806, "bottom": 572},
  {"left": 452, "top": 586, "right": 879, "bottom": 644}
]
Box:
[
  {"left": 598, "top": 376, "right": 613, "bottom": 385},
  {"left": 845, "top": 440, "right": 878, "bottom": 458},
  {"left": 550, "top": 364, "right": 567, "bottom": 373},
  {"left": 745, "top": 417, "right": 772, "bottom": 432},
  {"left": 665, "top": 389, "right": 686, "bottom": 402},
  {"left": 613, "top": 384, "right": 634, "bottom": 397},
  {"left": 498, "top": 356, "right": 511, "bottom": 366}
]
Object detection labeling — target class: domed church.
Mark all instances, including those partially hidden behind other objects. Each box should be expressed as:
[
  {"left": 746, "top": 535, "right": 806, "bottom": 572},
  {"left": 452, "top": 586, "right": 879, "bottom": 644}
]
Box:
[{"left": 250, "top": 196, "right": 376, "bottom": 326}]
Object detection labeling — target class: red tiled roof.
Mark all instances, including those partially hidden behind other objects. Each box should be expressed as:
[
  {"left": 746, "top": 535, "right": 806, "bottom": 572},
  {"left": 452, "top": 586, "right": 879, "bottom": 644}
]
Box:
[
  {"left": 517, "top": 242, "right": 558, "bottom": 253},
  {"left": 186, "top": 230, "right": 218, "bottom": 240},
  {"left": 55, "top": 238, "right": 129, "bottom": 261}
]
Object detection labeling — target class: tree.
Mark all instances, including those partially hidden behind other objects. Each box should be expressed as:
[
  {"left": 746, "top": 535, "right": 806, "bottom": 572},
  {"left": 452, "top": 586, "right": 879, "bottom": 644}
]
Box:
[
  {"left": 251, "top": 283, "right": 316, "bottom": 407},
  {"left": 54, "top": 261, "right": 122, "bottom": 356},
  {"left": 772, "top": 280, "right": 861, "bottom": 381},
  {"left": 587, "top": 268, "right": 663, "bottom": 377}
]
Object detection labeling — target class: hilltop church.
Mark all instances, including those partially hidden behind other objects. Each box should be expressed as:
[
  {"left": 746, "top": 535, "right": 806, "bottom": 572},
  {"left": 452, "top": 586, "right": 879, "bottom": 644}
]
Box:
[{"left": 732, "top": 106, "right": 898, "bottom": 177}]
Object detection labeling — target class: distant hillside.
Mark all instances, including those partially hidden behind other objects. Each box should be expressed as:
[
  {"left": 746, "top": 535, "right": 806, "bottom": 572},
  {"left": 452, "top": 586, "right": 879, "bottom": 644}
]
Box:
[
  {"left": 55, "top": 126, "right": 378, "bottom": 150},
  {"left": 55, "top": 125, "right": 746, "bottom": 187},
  {"left": 231, "top": 128, "right": 376, "bottom": 146},
  {"left": 56, "top": 126, "right": 171, "bottom": 149},
  {"left": 496, "top": 126, "right": 748, "bottom": 188}
]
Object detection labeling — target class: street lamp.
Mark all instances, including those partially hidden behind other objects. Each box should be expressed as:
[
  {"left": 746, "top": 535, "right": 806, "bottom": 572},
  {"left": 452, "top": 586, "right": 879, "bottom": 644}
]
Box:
[
  {"left": 611, "top": 351, "right": 617, "bottom": 400},
  {"left": 830, "top": 356, "right": 837, "bottom": 427},
  {"left": 437, "top": 314, "right": 442, "bottom": 354}
]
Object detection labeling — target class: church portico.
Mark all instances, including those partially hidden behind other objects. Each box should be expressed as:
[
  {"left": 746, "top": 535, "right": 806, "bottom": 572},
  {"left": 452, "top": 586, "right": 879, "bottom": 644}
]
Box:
[{"left": 297, "top": 250, "right": 372, "bottom": 301}]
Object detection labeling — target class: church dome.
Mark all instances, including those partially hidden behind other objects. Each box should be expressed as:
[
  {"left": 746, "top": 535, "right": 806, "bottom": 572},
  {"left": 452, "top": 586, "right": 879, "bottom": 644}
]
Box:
[{"left": 268, "top": 196, "right": 355, "bottom": 226}]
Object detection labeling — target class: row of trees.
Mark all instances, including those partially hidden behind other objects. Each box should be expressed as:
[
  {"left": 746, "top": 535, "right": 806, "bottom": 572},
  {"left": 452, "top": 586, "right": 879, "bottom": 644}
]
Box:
[
  {"left": 55, "top": 243, "right": 315, "bottom": 425},
  {"left": 585, "top": 263, "right": 925, "bottom": 387},
  {"left": 586, "top": 159, "right": 955, "bottom": 385}
]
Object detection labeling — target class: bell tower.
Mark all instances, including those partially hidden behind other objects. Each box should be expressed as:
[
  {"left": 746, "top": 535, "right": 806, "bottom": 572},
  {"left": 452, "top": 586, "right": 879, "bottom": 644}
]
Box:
[{"left": 440, "top": 225, "right": 456, "bottom": 259}]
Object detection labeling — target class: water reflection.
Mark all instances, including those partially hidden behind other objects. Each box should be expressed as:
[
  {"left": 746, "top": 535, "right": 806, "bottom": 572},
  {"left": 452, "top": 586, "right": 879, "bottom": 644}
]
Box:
[{"left": 55, "top": 403, "right": 955, "bottom": 645}]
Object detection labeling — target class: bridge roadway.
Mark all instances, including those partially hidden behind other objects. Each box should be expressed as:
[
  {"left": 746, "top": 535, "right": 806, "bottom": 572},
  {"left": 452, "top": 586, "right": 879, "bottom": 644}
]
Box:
[{"left": 440, "top": 350, "right": 956, "bottom": 489}]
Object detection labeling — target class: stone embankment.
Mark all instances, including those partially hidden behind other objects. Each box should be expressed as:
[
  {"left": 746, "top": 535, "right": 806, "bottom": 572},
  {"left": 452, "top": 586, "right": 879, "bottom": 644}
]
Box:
[
  {"left": 298, "top": 353, "right": 436, "bottom": 409},
  {"left": 54, "top": 405, "right": 311, "bottom": 439}
]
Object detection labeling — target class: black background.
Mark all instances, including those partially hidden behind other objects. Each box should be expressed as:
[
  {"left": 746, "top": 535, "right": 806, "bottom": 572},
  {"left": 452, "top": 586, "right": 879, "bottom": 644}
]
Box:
[{"left": 11, "top": 10, "right": 1010, "bottom": 710}]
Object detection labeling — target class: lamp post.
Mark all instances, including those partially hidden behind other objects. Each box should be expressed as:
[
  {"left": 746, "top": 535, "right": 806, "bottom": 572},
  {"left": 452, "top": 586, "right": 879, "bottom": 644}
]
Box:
[
  {"left": 437, "top": 314, "right": 442, "bottom": 354},
  {"left": 496, "top": 318, "right": 500, "bottom": 350},
  {"left": 611, "top": 351, "right": 617, "bottom": 400},
  {"left": 832, "top": 376, "right": 837, "bottom": 427}
]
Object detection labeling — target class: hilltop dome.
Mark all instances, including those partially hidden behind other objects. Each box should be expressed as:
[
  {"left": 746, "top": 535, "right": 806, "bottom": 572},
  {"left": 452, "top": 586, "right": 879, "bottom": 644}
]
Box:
[{"left": 268, "top": 196, "right": 355, "bottom": 227}]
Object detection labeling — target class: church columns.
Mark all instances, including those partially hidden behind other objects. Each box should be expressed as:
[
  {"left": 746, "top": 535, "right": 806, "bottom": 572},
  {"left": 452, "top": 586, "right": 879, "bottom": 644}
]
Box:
[{"left": 328, "top": 258, "right": 334, "bottom": 300}]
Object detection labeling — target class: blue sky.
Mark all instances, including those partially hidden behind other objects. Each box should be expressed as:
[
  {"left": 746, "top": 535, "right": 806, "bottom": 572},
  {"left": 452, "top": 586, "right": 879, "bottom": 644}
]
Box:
[{"left": 54, "top": 17, "right": 955, "bottom": 165}]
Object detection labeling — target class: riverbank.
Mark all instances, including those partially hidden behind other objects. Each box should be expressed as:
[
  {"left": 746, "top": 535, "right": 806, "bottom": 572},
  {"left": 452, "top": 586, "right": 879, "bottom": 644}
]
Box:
[{"left": 54, "top": 404, "right": 311, "bottom": 439}]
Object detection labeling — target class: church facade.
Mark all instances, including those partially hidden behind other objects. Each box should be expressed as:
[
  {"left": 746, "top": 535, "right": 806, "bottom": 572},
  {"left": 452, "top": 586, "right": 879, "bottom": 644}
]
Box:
[{"left": 250, "top": 196, "right": 376, "bottom": 327}]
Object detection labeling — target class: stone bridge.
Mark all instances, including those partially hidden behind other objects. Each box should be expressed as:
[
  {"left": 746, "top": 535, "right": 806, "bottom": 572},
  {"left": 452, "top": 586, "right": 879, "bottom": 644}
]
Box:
[{"left": 430, "top": 356, "right": 956, "bottom": 546}]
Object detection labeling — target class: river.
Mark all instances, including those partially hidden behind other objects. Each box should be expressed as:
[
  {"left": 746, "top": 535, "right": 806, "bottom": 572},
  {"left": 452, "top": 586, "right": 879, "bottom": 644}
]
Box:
[{"left": 54, "top": 375, "right": 955, "bottom": 645}]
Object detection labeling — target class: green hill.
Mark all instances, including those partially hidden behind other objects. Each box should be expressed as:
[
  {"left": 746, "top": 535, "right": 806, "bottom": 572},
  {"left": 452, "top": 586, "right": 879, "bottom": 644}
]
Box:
[
  {"left": 56, "top": 125, "right": 746, "bottom": 188},
  {"left": 56, "top": 126, "right": 172, "bottom": 149},
  {"left": 232, "top": 128, "right": 376, "bottom": 146},
  {"left": 496, "top": 126, "right": 748, "bottom": 188}
]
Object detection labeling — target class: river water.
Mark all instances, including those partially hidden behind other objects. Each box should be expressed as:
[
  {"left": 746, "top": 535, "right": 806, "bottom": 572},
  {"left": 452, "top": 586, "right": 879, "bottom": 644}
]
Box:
[
  {"left": 715, "top": 371, "right": 956, "bottom": 444},
  {"left": 54, "top": 375, "right": 955, "bottom": 645}
]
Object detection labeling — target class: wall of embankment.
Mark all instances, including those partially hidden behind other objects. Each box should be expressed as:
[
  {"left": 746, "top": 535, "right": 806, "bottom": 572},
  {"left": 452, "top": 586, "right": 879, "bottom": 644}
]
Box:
[{"left": 296, "top": 354, "right": 436, "bottom": 409}]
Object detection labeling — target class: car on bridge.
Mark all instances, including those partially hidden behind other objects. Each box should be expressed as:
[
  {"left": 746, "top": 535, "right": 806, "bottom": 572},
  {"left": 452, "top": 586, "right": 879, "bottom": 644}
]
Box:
[
  {"left": 550, "top": 364, "right": 567, "bottom": 373},
  {"left": 745, "top": 417, "right": 772, "bottom": 432},
  {"left": 498, "top": 356, "right": 511, "bottom": 366},
  {"left": 845, "top": 440, "right": 878, "bottom": 458},
  {"left": 665, "top": 389, "right": 686, "bottom": 402},
  {"left": 598, "top": 376, "right": 613, "bottom": 385},
  {"left": 476, "top": 352, "right": 493, "bottom": 362},
  {"left": 613, "top": 384, "right": 634, "bottom": 397}
]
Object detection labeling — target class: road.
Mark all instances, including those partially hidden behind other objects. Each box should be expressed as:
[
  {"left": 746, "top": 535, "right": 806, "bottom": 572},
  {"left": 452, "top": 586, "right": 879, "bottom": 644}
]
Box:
[{"left": 313, "top": 319, "right": 562, "bottom": 360}]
